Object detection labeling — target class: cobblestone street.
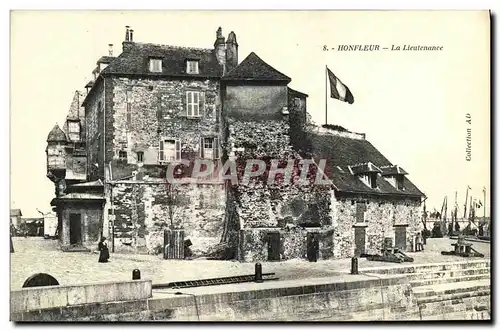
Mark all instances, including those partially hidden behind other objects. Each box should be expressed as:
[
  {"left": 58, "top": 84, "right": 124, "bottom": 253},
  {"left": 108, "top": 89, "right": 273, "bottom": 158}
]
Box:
[{"left": 10, "top": 237, "right": 490, "bottom": 290}]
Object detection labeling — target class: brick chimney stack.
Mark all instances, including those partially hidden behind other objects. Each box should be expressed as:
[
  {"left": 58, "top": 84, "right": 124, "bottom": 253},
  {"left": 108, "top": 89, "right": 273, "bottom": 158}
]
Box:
[
  {"left": 214, "top": 27, "right": 226, "bottom": 73},
  {"left": 123, "top": 26, "right": 134, "bottom": 52},
  {"left": 125, "top": 26, "right": 130, "bottom": 41},
  {"left": 108, "top": 44, "right": 114, "bottom": 56},
  {"left": 225, "top": 31, "right": 238, "bottom": 73}
]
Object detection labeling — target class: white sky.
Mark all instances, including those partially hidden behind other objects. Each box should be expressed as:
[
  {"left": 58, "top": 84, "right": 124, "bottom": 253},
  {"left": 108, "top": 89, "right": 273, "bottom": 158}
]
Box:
[{"left": 10, "top": 10, "right": 490, "bottom": 217}]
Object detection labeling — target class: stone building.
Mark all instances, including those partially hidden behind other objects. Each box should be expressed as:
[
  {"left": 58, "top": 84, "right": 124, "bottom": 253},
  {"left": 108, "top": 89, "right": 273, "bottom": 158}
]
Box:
[{"left": 46, "top": 26, "right": 425, "bottom": 259}]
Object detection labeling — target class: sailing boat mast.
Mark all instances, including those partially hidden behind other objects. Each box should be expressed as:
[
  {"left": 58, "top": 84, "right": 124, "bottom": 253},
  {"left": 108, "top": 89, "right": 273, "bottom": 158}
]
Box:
[{"left": 463, "top": 186, "right": 470, "bottom": 220}]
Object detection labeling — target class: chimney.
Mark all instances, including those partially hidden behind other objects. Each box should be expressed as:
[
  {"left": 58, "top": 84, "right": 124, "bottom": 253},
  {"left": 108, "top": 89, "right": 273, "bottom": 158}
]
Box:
[
  {"left": 226, "top": 31, "right": 238, "bottom": 73},
  {"left": 125, "top": 25, "right": 130, "bottom": 41},
  {"left": 108, "top": 44, "right": 114, "bottom": 56},
  {"left": 123, "top": 26, "right": 134, "bottom": 52},
  {"left": 214, "top": 27, "right": 226, "bottom": 72}
]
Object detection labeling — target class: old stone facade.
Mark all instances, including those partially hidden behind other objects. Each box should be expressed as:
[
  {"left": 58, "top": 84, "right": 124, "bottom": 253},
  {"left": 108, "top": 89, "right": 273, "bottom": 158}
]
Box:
[{"left": 46, "top": 25, "right": 424, "bottom": 259}]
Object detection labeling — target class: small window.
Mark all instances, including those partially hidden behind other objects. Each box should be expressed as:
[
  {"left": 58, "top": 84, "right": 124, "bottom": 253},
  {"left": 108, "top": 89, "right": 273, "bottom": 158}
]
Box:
[
  {"left": 119, "top": 151, "right": 127, "bottom": 161},
  {"left": 200, "top": 137, "right": 220, "bottom": 160},
  {"left": 356, "top": 202, "right": 367, "bottom": 223},
  {"left": 370, "top": 173, "right": 377, "bottom": 189},
  {"left": 98, "top": 101, "right": 103, "bottom": 113},
  {"left": 186, "top": 60, "right": 199, "bottom": 74},
  {"left": 67, "top": 121, "right": 80, "bottom": 141},
  {"left": 149, "top": 58, "right": 162, "bottom": 73},
  {"left": 396, "top": 175, "right": 405, "bottom": 190},
  {"left": 137, "top": 152, "right": 144, "bottom": 163}
]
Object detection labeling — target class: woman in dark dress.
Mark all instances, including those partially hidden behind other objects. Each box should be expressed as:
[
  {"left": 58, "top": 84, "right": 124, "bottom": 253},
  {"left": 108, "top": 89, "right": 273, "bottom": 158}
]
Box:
[{"left": 98, "top": 237, "right": 110, "bottom": 263}]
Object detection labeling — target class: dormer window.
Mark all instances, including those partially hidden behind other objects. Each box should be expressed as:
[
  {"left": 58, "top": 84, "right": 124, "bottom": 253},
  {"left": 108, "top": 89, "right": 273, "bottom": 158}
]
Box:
[
  {"left": 396, "top": 175, "right": 405, "bottom": 190},
  {"left": 149, "top": 58, "right": 162, "bottom": 73},
  {"left": 351, "top": 162, "right": 381, "bottom": 189},
  {"left": 369, "top": 173, "right": 377, "bottom": 189},
  {"left": 380, "top": 165, "right": 408, "bottom": 190},
  {"left": 186, "top": 60, "right": 199, "bottom": 74}
]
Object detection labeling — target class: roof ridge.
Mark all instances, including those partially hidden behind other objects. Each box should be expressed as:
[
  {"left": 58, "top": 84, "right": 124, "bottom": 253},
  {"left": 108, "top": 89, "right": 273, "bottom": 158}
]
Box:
[{"left": 132, "top": 42, "right": 213, "bottom": 52}]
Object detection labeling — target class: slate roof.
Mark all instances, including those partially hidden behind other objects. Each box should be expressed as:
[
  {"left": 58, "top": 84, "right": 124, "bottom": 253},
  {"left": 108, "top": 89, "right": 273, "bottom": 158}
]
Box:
[
  {"left": 288, "top": 87, "right": 309, "bottom": 98},
  {"left": 350, "top": 162, "right": 382, "bottom": 174},
  {"left": 69, "top": 179, "right": 104, "bottom": 187},
  {"left": 51, "top": 193, "right": 105, "bottom": 204},
  {"left": 97, "top": 56, "right": 115, "bottom": 64},
  {"left": 47, "top": 125, "right": 67, "bottom": 142},
  {"left": 10, "top": 209, "right": 22, "bottom": 217},
  {"left": 222, "top": 52, "right": 291, "bottom": 82},
  {"left": 101, "top": 42, "right": 223, "bottom": 78},
  {"left": 66, "top": 91, "right": 83, "bottom": 120},
  {"left": 380, "top": 165, "right": 409, "bottom": 176},
  {"left": 310, "top": 132, "right": 424, "bottom": 197}
]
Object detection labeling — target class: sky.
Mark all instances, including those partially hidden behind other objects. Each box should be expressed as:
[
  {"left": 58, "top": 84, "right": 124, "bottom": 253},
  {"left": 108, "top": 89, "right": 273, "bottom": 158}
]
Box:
[{"left": 10, "top": 10, "right": 490, "bottom": 218}]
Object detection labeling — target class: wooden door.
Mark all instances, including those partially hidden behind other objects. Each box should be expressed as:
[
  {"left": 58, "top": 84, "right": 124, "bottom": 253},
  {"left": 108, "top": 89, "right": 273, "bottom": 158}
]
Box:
[
  {"left": 354, "top": 227, "right": 366, "bottom": 256},
  {"left": 267, "top": 232, "right": 281, "bottom": 261},
  {"left": 395, "top": 227, "right": 407, "bottom": 251},
  {"left": 69, "top": 213, "right": 82, "bottom": 245}
]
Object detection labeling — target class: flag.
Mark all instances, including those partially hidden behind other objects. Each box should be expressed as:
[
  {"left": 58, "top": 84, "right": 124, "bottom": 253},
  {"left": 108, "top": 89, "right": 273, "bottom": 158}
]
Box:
[
  {"left": 327, "top": 68, "right": 354, "bottom": 104},
  {"left": 476, "top": 200, "right": 483, "bottom": 208}
]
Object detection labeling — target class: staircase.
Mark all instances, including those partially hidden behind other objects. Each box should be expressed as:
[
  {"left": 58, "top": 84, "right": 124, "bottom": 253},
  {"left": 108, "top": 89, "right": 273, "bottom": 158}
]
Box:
[{"left": 360, "top": 259, "right": 491, "bottom": 321}]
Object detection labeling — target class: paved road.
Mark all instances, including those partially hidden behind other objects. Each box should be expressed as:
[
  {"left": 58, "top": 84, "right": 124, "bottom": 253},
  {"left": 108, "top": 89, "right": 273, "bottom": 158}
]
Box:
[{"left": 10, "top": 237, "right": 490, "bottom": 290}]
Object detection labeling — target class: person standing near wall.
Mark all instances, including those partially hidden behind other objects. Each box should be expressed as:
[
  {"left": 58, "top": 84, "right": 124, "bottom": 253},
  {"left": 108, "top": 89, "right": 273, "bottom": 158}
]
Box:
[{"left": 98, "top": 237, "right": 110, "bottom": 263}]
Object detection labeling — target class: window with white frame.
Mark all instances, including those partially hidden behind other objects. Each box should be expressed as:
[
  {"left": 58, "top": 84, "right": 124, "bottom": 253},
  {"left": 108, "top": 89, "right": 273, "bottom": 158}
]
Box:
[
  {"left": 158, "top": 138, "right": 181, "bottom": 162},
  {"left": 186, "top": 60, "right": 199, "bottom": 74},
  {"left": 200, "top": 137, "right": 219, "bottom": 159},
  {"left": 149, "top": 58, "right": 163, "bottom": 73},
  {"left": 186, "top": 91, "right": 201, "bottom": 117}
]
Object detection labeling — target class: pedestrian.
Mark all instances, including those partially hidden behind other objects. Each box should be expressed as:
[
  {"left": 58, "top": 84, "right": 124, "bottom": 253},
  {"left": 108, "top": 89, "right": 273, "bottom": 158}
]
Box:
[
  {"left": 307, "top": 234, "right": 319, "bottom": 262},
  {"left": 98, "top": 237, "right": 110, "bottom": 263},
  {"left": 415, "top": 232, "right": 423, "bottom": 252}
]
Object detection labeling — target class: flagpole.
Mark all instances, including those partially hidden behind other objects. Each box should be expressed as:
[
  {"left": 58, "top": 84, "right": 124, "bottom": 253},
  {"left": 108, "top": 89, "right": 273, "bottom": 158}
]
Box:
[
  {"left": 483, "top": 187, "right": 486, "bottom": 220},
  {"left": 325, "top": 65, "right": 328, "bottom": 125}
]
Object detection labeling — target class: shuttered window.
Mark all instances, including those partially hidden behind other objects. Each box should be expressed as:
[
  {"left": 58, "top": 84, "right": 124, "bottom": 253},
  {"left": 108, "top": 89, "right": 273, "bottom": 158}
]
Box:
[
  {"left": 200, "top": 137, "right": 220, "bottom": 160},
  {"left": 158, "top": 138, "right": 181, "bottom": 162},
  {"left": 356, "top": 202, "right": 366, "bottom": 223},
  {"left": 186, "top": 91, "right": 205, "bottom": 117}
]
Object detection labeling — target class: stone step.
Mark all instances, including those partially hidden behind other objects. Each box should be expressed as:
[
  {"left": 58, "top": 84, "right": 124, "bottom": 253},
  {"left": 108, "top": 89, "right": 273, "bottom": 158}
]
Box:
[
  {"left": 407, "top": 267, "right": 490, "bottom": 281},
  {"left": 412, "top": 279, "right": 490, "bottom": 299},
  {"left": 410, "top": 273, "right": 490, "bottom": 288},
  {"left": 360, "top": 259, "right": 490, "bottom": 275}
]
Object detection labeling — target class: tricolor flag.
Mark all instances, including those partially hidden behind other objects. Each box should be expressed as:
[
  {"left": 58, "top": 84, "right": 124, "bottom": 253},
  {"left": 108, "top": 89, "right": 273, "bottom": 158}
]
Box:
[{"left": 327, "top": 67, "right": 354, "bottom": 104}]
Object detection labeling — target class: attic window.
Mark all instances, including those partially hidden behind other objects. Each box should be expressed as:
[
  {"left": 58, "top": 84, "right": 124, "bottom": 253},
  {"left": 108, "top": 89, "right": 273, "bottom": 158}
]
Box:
[
  {"left": 186, "top": 60, "right": 199, "bottom": 74},
  {"left": 149, "top": 58, "right": 162, "bottom": 73},
  {"left": 370, "top": 173, "right": 377, "bottom": 189},
  {"left": 396, "top": 175, "right": 405, "bottom": 190},
  {"left": 360, "top": 173, "right": 378, "bottom": 189}
]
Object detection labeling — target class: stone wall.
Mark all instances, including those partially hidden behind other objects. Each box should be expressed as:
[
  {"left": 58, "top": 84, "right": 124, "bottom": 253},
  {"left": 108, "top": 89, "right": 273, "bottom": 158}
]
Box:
[
  {"left": 238, "top": 226, "right": 335, "bottom": 262},
  {"left": 224, "top": 84, "right": 288, "bottom": 119},
  {"left": 332, "top": 193, "right": 422, "bottom": 258},
  {"left": 84, "top": 79, "right": 106, "bottom": 180},
  {"left": 110, "top": 180, "right": 225, "bottom": 255},
  {"left": 109, "top": 77, "right": 220, "bottom": 166},
  {"left": 60, "top": 202, "right": 103, "bottom": 249}
]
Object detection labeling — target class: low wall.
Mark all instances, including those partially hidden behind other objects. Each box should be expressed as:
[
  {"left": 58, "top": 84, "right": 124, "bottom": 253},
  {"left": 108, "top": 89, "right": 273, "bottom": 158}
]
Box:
[
  {"left": 10, "top": 279, "right": 152, "bottom": 313},
  {"left": 12, "top": 274, "right": 417, "bottom": 321}
]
